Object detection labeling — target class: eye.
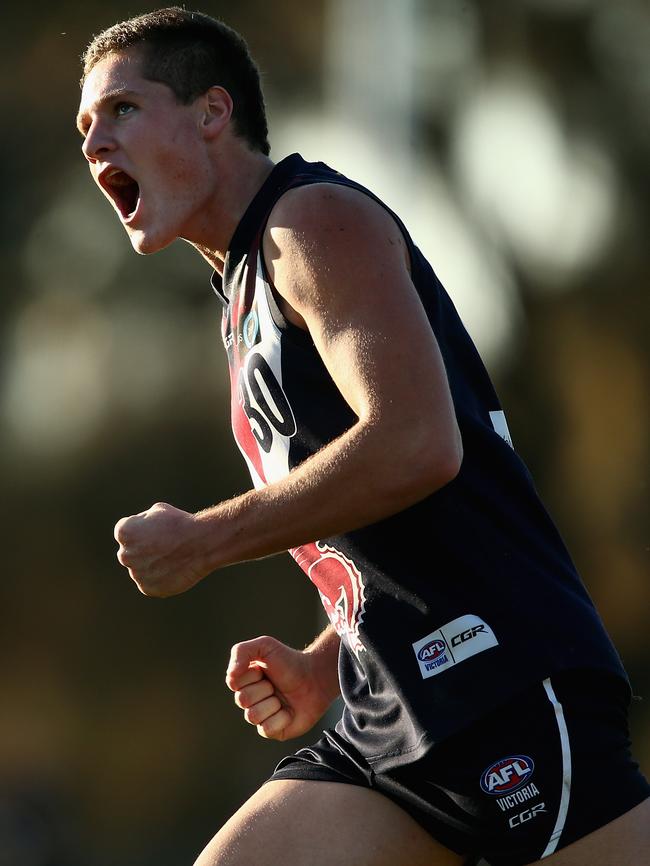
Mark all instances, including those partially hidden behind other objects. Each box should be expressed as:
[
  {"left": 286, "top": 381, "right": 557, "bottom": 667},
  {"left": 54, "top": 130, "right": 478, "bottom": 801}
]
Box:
[{"left": 115, "top": 102, "right": 135, "bottom": 118}]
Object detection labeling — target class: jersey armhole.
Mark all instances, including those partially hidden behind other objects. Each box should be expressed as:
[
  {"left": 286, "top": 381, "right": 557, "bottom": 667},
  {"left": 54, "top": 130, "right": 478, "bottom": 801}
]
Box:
[
  {"left": 257, "top": 179, "right": 415, "bottom": 343},
  {"left": 257, "top": 241, "right": 313, "bottom": 346}
]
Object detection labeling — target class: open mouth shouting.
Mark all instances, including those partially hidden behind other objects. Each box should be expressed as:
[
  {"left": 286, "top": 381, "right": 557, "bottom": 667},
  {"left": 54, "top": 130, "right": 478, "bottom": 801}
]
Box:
[{"left": 98, "top": 166, "right": 141, "bottom": 223}]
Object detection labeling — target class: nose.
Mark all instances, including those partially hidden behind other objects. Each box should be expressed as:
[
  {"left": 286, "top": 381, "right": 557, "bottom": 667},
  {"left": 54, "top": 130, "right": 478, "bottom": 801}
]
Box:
[{"left": 82, "top": 118, "right": 116, "bottom": 163}]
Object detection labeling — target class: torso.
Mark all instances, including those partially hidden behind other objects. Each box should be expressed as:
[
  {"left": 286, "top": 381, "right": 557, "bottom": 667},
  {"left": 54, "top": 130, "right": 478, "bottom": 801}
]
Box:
[{"left": 212, "top": 153, "right": 628, "bottom": 771}]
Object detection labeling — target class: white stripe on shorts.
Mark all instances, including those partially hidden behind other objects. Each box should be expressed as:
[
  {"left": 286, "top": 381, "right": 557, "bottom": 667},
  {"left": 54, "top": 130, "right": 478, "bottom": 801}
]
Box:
[{"left": 541, "top": 677, "right": 572, "bottom": 858}]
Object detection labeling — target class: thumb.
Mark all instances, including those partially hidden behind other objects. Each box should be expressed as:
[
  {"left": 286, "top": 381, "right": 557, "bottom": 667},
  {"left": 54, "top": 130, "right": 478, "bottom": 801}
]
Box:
[{"left": 226, "top": 635, "right": 282, "bottom": 690}]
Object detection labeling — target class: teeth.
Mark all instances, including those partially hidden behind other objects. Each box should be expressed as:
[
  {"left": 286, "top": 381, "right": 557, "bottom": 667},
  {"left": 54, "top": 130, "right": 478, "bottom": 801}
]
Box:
[{"left": 104, "top": 168, "right": 133, "bottom": 187}]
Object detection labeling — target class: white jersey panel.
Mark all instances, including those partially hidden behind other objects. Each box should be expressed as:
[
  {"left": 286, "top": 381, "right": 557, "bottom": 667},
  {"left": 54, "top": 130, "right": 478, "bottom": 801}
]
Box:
[{"left": 236, "top": 257, "right": 296, "bottom": 487}]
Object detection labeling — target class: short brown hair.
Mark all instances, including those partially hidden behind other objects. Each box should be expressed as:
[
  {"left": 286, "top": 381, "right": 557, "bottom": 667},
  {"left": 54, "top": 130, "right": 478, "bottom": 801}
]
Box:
[{"left": 81, "top": 7, "right": 270, "bottom": 155}]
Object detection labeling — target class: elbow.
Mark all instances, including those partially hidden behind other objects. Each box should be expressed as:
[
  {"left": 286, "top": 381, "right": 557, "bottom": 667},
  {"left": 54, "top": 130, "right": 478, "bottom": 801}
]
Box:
[
  {"left": 424, "top": 427, "right": 463, "bottom": 490},
  {"left": 447, "top": 425, "right": 464, "bottom": 480},
  {"left": 359, "top": 413, "right": 464, "bottom": 512},
  {"left": 385, "top": 424, "right": 463, "bottom": 506}
]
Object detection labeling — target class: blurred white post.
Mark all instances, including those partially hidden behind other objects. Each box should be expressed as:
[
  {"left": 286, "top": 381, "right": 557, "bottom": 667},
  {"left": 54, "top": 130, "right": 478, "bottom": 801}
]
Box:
[
  {"left": 324, "top": 0, "right": 417, "bottom": 185},
  {"left": 315, "top": 8, "right": 513, "bottom": 821},
  {"left": 316, "top": 0, "right": 419, "bottom": 729}
]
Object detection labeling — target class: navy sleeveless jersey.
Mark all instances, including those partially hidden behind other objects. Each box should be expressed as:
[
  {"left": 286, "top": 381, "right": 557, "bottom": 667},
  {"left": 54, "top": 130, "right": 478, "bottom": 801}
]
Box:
[{"left": 212, "top": 154, "right": 627, "bottom": 771}]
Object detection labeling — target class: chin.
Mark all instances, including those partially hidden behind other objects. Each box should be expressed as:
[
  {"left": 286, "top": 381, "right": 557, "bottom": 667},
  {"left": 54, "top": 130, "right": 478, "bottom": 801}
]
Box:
[{"left": 128, "top": 228, "right": 175, "bottom": 256}]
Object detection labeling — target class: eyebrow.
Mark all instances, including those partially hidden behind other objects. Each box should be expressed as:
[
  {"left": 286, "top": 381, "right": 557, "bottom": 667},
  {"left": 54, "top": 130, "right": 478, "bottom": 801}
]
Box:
[{"left": 76, "top": 88, "right": 140, "bottom": 134}]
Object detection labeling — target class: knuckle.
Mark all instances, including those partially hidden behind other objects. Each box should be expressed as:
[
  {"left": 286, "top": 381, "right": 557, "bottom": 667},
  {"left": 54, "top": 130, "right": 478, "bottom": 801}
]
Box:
[
  {"left": 244, "top": 707, "right": 259, "bottom": 726},
  {"left": 242, "top": 667, "right": 264, "bottom": 686},
  {"left": 267, "top": 726, "right": 286, "bottom": 742},
  {"left": 114, "top": 518, "right": 129, "bottom": 544},
  {"left": 257, "top": 711, "right": 286, "bottom": 741},
  {"left": 245, "top": 697, "right": 279, "bottom": 727},
  {"left": 229, "top": 641, "right": 244, "bottom": 659},
  {"left": 228, "top": 642, "right": 248, "bottom": 668}
]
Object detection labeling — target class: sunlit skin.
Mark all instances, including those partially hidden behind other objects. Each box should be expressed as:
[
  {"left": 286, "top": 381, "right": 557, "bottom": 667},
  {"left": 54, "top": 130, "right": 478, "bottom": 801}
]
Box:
[{"left": 77, "top": 49, "right": 273, "bottom": 261}]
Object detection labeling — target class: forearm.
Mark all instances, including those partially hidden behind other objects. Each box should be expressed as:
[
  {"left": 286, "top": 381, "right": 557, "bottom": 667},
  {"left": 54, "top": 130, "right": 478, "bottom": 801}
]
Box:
[
  {"left": 195, "top": 415, "right": 461, "bottom": 575},
  {"left": 304, "top": 624, "right": 341, "bottom": 704},
  {"left": 114, "top": 413, "right": 460, "bottom": 599}
]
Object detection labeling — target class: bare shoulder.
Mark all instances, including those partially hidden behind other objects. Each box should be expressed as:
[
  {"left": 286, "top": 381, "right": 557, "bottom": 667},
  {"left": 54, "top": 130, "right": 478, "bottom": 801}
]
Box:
[
  {"left": 262, "top": 182, "right": 411, "bottom": 315},
  {"left": 267, "top": 181, "right": 401, "bottom": 233}
]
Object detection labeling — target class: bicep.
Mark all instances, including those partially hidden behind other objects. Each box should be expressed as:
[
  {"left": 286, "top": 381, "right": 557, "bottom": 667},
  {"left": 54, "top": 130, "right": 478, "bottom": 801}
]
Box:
[{"left": 263, "top": 186, "right": 457, "bottom": 443}]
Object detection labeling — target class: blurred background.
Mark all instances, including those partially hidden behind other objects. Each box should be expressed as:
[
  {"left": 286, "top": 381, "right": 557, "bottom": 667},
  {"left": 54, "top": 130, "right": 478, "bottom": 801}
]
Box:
[{"left": 1, "top": 0, "right": 648, "bottom": 862}]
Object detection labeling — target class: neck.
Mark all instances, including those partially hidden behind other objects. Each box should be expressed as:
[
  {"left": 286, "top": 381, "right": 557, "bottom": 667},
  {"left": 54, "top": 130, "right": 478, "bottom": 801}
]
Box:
[{"left": 185, "top": 145, "right": 275, "bottom": 274}]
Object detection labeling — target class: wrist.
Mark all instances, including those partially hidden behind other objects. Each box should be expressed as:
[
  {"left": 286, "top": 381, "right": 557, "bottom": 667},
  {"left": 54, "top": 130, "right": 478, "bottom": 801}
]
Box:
[
  {"left": 193, "top": 489, "right": 277, "bottom": 574},
  {"left": 304, "top": 627, "right": 341, "bottom": 703},
  {"left": 192, "top": 503, "right": 237, "bottom": 575}
]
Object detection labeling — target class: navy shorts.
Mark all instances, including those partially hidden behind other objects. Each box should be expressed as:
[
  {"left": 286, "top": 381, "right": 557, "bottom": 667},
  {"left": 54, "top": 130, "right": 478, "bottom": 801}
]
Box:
[{"left": 269, "top": 670, "right": 649, "bottom": 865}]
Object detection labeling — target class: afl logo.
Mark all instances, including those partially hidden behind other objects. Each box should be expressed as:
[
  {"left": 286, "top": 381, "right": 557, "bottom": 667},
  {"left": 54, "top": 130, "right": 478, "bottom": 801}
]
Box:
[
  {"left": 480, "top": 756, "right": 535, "bottom": 795},
  {"left": 417, "top": 639, "right": 447, "bottom": 662}
]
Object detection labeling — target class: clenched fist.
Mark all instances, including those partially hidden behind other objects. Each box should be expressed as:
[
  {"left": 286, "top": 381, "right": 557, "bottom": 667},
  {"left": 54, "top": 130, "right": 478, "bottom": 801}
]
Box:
[
  {"left": 114, "top": 502, "right": 208, "bottom": 597},
  {"left": 226, "top": 635, "right": 340, "bottom": 741}
]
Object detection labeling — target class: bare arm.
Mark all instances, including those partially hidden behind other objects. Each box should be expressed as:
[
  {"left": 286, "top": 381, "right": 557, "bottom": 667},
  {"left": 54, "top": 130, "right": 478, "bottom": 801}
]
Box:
[{"left": 114, "top": 183, "right": 462, "bottom": 596}]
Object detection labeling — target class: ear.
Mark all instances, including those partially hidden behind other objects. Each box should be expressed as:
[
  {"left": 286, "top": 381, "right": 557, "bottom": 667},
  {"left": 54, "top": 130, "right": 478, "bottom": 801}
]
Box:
[{"left": 199, "top": 86, "right": 233, "bottom": 140}]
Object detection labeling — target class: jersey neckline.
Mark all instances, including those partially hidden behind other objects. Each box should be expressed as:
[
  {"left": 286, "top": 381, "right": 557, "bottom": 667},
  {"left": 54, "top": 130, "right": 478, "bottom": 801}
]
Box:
[{"left": 215, "top": 153, "right": 305, "bottom": 300}]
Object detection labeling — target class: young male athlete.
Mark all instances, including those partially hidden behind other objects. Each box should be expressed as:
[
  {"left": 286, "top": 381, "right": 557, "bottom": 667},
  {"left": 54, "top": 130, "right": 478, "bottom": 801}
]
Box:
[{"left": 77, "top": 8, "right": 650, "bottom": 865}]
